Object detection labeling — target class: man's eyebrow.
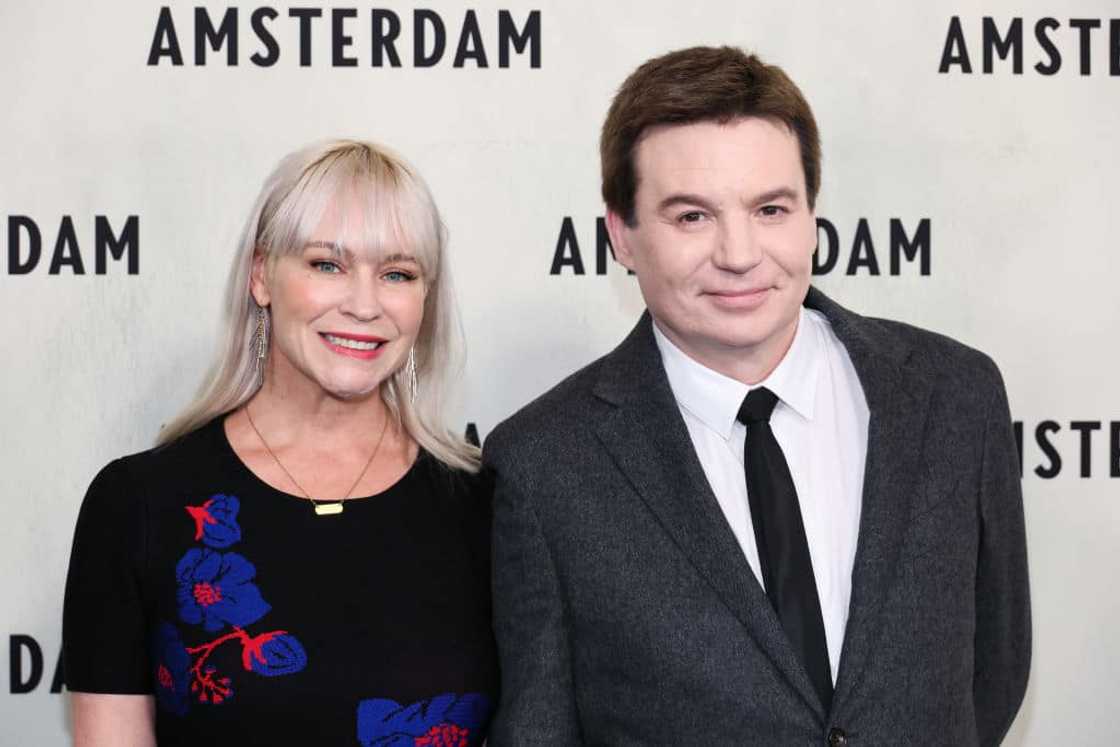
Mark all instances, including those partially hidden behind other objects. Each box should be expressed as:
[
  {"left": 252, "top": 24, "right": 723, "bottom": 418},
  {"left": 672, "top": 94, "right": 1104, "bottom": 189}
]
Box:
[
  {"left": 655, "top": 187, "right": 800, "bottom": 214},
  {"left": 656, "top": 193, "right": 720, "bottom": 213},
  {"left": 748, "top": 187, "right": 800, "bottom": 207}
]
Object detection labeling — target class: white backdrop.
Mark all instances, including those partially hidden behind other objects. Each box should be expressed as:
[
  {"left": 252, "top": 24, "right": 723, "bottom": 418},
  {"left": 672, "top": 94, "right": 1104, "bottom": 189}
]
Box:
[{"left": 2, "top": 1, "right": 1118, "bottom": 744}]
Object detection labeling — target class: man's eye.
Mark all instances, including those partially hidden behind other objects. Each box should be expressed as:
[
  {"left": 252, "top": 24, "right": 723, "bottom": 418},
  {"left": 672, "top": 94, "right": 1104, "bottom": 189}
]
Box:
[
  {"left": 760, "top": 205, "right": 787, "bottom": 217},
  {"left": 678, "top": 211, "right": 707, "bottom": 224},
  {"left": 311, "top": 260, "right": 342, "bottom": 273}
]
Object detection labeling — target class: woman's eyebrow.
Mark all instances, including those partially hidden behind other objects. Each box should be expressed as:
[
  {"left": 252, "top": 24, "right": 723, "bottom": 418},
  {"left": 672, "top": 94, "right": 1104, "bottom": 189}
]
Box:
[
  {"left": 304, "top": 240, "right": 349, "bottom": 259},
  {"left": 304, "top": 242, "right": 418, "bottom": 266}
]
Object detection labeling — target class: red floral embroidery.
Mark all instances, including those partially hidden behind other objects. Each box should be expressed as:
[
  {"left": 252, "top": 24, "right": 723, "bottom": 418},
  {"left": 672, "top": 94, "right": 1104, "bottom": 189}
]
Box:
[
  {"left": 191, "top": 665, "right": 232, "bottom": 704},
  {"left": 240, "top": 630, "right": 286, "bottom": 671},
  {"left": 415, "top": 724, "right": 470, "bottom": 747},
  {"left": 181, "top": 626, "right": 306, "bottom": 704},
  {"left": 192, "top": 581, "right": 222, "bottom": 607},
  {"left": 157, "top": 664, "right": 174, "bottom": 689},
  {"left": 185, "top": 501, "right": 218, "bottom": 541}
]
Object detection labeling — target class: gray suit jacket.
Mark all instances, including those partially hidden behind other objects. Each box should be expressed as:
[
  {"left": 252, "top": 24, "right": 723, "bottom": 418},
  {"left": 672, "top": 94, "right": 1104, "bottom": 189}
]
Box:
[{"left": 485, "top": 288, "right": 1030, "bottom": 746}]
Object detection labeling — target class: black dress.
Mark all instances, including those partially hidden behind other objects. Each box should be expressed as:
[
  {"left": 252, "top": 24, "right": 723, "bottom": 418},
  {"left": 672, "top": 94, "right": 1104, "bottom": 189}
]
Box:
[{"left": 63, "top": 417, "right": 499, "bottom": 746}]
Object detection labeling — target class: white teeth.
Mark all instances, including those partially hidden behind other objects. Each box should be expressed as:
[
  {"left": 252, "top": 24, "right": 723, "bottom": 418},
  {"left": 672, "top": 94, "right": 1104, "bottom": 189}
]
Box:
[{"left": 324, "top": 334, "right": 382, "bottom": 350}]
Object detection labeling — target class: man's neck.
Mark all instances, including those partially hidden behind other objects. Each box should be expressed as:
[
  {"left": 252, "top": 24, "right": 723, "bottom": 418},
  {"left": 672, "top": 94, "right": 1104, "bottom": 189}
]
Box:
[{"left": 652, "top": 313, "right": 801, "bottom": 387}]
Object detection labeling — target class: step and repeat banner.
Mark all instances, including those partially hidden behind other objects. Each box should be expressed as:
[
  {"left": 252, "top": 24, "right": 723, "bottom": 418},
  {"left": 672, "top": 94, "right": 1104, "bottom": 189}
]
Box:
[{"left": 2, "top": 1, "right": 1117, "bottom": 744}]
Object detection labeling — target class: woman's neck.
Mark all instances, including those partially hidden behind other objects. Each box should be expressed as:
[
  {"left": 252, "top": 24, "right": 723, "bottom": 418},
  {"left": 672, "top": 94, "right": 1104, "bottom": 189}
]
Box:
[{"left": 245, "top": 377, "right": 391, "bottom": 452}]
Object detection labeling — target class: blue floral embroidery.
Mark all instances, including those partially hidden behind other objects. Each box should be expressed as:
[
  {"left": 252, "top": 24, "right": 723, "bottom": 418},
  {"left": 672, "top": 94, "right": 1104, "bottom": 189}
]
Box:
[
  {"left": 175, "top": 548, "right": 270, "bottom": 632},
  {"left": 357, "top": 693, "right": 492, "bottom": 747},
  {"left": 154, "top": 495, "right": 307, "bottom": 716},
  {"left": 243, "top": 631, "right": 308, "bottom": 677},
  {"left": 185, "top": 494, "right": 242, "bottom": 549},
  {"left": 152, "top": 623, "right": 192, "bottom": 716}
]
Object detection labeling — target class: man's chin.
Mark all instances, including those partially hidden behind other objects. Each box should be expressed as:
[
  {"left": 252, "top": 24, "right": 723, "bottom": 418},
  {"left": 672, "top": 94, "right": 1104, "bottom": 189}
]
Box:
[{"left": 711, "top": 334, "right": 776, "bottom": 355}]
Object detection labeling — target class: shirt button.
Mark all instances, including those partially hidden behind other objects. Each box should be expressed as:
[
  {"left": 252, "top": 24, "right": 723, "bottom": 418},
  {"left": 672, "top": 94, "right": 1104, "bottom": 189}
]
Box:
[{"left": 827, "top": 727, "right": 848, "bottom": 747}]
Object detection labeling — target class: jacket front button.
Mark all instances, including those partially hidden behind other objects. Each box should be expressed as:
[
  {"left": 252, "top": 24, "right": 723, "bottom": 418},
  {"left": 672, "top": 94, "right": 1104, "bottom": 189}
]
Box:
[{"left": 827, "top": 727, "right": 848, "bottom": 747}]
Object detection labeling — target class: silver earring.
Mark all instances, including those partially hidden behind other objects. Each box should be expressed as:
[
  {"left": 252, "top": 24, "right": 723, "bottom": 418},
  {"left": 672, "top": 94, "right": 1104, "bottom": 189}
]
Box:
[
  {"left": 406, "top": 348, "right": 418, "bottom": 402},
  {"left": 254, "top": 306, "right": 268, "bottom": 370}
]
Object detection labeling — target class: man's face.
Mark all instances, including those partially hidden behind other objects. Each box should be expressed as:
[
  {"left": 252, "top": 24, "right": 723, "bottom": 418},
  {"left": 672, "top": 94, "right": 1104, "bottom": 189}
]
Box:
[{"left": 608, "top": 117, "right": 817, "bottom": 383}]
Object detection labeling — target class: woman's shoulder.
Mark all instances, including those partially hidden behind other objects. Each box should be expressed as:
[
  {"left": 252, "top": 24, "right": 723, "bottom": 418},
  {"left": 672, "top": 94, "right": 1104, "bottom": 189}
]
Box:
[
  {"left": 412, "top": 452, "right": 493, "bottom": 570},
  {"left": 416, "top": 449, "right": 490, "bottom": 494},
  {"left": 88, "top": 418, "right": 228, "bottom": 500},
  {"left": 413, "top": 451, "right": 493, "bottom": 524}
]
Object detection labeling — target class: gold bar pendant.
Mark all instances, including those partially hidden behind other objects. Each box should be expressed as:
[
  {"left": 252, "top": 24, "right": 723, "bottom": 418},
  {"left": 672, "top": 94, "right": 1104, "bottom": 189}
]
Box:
[{"left": 314, "top": 502, "right": 344, "bottom": 516}]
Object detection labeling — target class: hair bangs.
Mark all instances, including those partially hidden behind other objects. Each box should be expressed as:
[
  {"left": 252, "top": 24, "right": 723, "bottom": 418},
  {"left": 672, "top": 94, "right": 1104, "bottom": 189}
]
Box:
[
  {"left": 346, "top": 165, "right": 442, "bottom": 282},
  {"left": 258, "top": 143, "right": 442, "bottom": 282}
]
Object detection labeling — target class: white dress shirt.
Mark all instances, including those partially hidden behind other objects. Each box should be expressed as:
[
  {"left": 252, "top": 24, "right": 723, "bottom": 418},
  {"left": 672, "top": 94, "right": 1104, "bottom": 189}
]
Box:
[{"left": 653, "top": 307, "right": 869, "bottom": 683}]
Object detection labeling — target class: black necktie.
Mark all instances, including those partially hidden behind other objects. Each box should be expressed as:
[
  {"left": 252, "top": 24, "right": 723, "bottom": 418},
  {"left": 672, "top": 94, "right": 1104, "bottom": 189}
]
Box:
[{"left": 738, "top": 387, "right": 833, "bottom": 712}]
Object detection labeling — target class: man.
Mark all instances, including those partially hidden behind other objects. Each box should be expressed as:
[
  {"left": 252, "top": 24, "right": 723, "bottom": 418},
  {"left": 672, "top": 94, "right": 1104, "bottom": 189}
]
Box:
[{"left": 486, "top": 46, "right": 1030, "bottom": 745}]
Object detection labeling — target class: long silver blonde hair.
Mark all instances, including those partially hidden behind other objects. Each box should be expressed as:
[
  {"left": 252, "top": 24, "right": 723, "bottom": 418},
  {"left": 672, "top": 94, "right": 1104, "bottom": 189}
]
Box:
[{"left": 158, "top": 139, "right": 480, "bottom": 472}]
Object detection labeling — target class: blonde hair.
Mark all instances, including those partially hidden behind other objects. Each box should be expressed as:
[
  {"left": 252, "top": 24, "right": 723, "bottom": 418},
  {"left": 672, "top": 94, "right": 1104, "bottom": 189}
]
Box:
[{"left": 158, "top": 139, "right": 480, "bottom": 472}]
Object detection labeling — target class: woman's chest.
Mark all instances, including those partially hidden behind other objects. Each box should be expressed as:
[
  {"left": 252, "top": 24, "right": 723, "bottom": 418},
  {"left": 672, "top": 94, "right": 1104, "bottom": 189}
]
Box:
[{"left": 143, "top": 484, "right": 497, "bottom": 745}]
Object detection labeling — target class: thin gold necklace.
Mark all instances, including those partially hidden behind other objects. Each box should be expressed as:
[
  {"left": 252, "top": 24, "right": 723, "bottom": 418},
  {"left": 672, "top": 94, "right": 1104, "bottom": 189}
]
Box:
[{"left": 244, "top": 405, "right": 391, "bottom": 517}]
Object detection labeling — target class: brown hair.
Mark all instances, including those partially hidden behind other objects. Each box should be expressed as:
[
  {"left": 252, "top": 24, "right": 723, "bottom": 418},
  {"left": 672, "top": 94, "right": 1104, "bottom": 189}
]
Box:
[{"left": 601, "top": 46, "right": 821, "bottom": 225}]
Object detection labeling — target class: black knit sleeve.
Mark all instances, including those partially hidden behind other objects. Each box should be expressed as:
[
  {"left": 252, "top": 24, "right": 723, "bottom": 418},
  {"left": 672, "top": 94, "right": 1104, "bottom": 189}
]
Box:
[{"left": 62, "top": 458, "right": 152, "bottom": 694}]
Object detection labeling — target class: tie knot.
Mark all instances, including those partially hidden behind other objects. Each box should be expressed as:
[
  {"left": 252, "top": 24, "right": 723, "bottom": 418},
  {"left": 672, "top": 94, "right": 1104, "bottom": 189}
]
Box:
[{"left": 737, "top": 387, "right": 779, "bottom": 424}]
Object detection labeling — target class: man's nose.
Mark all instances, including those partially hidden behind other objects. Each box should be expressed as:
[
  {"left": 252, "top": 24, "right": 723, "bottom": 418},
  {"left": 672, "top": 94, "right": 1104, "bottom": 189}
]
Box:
[{"left": 714, "top": 216, "right": 764, "bottom": 273}]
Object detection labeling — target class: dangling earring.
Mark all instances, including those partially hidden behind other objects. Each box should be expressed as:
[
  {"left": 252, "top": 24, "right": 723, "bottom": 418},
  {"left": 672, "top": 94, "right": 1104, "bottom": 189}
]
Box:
[
  {"left": 406, "top": 348, "right": 418, "bottom": 403},
  {"left": 254, "top": 305, "right": 268, "bottom": 373}
]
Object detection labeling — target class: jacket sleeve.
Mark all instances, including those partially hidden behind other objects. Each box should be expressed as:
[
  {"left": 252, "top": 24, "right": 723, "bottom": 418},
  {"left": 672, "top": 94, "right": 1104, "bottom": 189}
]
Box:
[
  {"left": 486, "top": 439, "right": 583, "bottom": 746},
  {"left": 972, "top": 359, "right": 1032, "bottom": 746}
]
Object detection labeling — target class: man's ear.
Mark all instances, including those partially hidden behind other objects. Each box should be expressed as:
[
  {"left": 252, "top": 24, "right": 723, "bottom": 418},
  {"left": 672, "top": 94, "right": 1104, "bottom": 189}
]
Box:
[
  {"left": 803, "top": 207, "right": 819, "bottom": 261},
  {"left": 605, "top": 210, "right": 637, "bottom": 272},
  {"left": 249, "top": 251, "right": 271, "bottom": 307}
]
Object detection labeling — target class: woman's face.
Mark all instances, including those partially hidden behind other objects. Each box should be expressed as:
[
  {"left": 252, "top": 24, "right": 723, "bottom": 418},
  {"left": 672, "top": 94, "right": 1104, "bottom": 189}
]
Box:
[{"left": 250, "top": 201, "right": 427, "bottom": 402}]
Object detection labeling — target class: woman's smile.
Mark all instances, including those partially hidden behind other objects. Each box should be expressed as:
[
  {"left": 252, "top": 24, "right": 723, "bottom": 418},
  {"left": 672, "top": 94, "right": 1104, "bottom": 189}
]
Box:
[{"left": 319, "top": 332, "right": 388, "bottom": 360}]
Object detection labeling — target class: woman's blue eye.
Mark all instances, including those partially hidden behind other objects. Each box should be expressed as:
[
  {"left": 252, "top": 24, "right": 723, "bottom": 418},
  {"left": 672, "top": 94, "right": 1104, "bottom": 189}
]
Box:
[
  {"left": 311, "top": 260, "right": 342, "bottom": 273},
  {"left": 384, "top": 270, "right": 416, "bottom": 283}
]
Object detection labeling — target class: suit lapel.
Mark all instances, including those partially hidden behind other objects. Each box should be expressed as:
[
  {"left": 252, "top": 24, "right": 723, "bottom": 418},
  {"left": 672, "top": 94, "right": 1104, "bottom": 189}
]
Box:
[
  {"left": 592, "top": 314, "right": 825, "bottom": 719},
  {"left": 805, "top": 289, "right": 934, "bottom": 712}
]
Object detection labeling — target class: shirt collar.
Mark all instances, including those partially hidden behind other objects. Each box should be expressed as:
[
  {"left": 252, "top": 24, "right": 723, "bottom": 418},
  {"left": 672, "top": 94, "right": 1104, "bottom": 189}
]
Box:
[{"left": 653, "top": 307, "right": 820, "bottom": 439}]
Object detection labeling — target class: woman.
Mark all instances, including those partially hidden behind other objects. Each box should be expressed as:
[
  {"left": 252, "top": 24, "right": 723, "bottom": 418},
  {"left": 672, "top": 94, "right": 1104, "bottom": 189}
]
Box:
[{"left": 62, "top": 140, "right": 498, "bottom": 746}]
